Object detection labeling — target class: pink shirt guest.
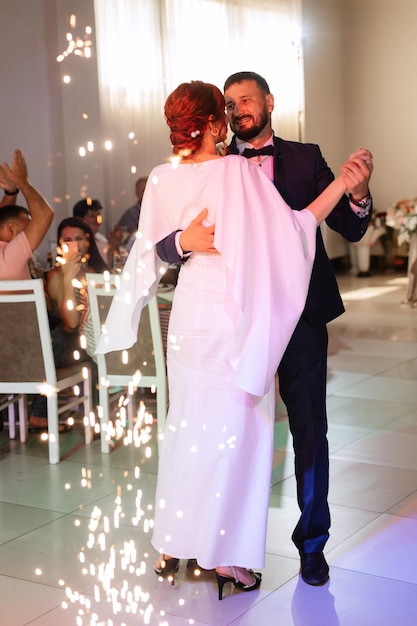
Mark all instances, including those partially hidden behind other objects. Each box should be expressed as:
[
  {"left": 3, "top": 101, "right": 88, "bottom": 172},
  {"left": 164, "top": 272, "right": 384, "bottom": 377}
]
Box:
[
  {"left": 0, "top": 230, "right": 32, "bottom": 279},
  {"left": 0, "top": 149, "right": 54, "bottom": 280}
]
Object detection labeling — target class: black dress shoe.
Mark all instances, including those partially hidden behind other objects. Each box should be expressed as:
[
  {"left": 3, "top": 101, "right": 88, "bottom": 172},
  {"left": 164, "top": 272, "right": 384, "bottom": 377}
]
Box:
[{"left": 300, "top": 552, "right": 329, "bottom": 585}]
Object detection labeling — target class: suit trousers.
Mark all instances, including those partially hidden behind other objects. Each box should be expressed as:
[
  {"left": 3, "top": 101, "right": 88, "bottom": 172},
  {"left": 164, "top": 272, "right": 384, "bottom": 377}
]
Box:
[{"left": 277, "top": 315, "right": 330, "bottom": 554}]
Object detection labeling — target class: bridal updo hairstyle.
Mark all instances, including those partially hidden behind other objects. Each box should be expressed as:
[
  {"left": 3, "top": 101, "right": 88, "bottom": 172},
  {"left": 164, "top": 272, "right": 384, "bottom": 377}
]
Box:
[{"left": 164, "top": 81, "right": 225, "bottom": 156}]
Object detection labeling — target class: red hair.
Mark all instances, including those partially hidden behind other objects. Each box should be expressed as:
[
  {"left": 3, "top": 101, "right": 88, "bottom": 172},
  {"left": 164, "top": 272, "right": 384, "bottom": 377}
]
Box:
[{"left": 164, "top": 81, "right": 225, "bottom": 155}]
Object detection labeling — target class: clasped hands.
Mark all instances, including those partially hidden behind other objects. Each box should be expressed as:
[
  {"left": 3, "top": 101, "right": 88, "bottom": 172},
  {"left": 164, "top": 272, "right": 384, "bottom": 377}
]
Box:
[
  {"left": 0, "top": 148, "right": 28, "bottom": 193},
  {"left": 340, "top": 147, "right": 373, "bottom": 201}
]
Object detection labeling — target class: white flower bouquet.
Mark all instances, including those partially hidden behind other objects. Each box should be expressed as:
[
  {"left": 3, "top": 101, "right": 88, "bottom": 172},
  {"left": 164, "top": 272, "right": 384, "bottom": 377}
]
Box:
[{"left": 386, "top": 198, "right": 417, "bottom": 246}]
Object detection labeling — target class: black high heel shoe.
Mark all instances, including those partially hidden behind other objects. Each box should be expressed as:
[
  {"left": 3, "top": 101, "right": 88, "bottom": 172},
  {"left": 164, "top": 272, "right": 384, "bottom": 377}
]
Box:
[
  {"left": 154, "top": 556, "right": 180, "bottom": 585},
  {"left": 215, "top": 566, "right": 262, "bottom": 601},
  {"left": 186, "top": 558, "right": 202, "bottom": 578}
]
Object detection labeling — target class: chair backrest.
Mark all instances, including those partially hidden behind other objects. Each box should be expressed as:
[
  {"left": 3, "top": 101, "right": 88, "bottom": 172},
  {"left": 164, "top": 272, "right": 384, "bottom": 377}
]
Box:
[
  {"left": 0, "top": 278, "right": 94, "bottom": 463},
  {"left": 86, "top": 273, "right": 165, "bottom": 388},
  {"left": 0, "top": 279, "right": 57, "bottom": 392}
]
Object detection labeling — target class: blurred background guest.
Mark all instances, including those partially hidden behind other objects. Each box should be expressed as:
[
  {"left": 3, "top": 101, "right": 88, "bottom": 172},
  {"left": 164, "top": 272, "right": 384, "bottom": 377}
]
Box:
[
  {"left": 117, "top": 176, "right": 148, "bottom": 237},
  {"left": 73, "top": 197, "right": 121, "bottom": 265}
]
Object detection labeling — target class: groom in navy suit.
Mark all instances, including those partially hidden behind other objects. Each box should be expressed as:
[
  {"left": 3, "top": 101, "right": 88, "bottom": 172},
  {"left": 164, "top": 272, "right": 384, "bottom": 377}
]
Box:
[{"left": 157, "top": 71, "right": 373, "bottom": 585}]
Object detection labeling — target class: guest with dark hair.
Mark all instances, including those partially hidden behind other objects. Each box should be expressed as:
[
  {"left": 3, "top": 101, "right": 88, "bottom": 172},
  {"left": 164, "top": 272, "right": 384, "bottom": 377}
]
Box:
[
  {"left": 47, "top": 217, "right": 111, "bottom": 358},
  {"left": 73, "top": 197, "right": 121, "bottom": 265},
  {"left": 29, "top": 217, "right": 112, "bottom": 431},
  {"left": 0, "top": 149, "right": 54, "bottom": 279},
  {"left": 117, "top": 177, "right": 148, "bottom": 236}
]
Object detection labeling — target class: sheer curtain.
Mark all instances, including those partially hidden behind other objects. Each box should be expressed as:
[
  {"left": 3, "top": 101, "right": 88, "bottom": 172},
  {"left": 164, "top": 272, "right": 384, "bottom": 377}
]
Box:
[{"left": 93, "top": 0, "right": 303, "bottom": 220}]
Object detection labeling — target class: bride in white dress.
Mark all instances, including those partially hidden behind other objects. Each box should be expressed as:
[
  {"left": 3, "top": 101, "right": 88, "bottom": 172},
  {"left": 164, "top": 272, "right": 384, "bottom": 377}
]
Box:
[{"left": 97, "top": 81, "right": 361, "bottom": 599}]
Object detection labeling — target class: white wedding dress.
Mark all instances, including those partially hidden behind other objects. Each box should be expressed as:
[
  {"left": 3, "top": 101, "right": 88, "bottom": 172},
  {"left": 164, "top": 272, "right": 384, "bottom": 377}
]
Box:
[{"left": 97, "top": 155, "right": 318, "bottom": 569}]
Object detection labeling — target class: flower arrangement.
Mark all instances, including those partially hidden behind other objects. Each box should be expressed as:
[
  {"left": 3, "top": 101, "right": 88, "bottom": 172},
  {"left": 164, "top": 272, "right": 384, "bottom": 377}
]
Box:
[{"left": 386, "top": 198, "right": 417, "bottom": 245}]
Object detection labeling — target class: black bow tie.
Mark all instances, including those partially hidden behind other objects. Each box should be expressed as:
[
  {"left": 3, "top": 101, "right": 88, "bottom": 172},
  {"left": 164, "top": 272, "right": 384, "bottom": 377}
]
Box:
[{"left": 241, "top": 145, "right": 275, "bottom": 158}]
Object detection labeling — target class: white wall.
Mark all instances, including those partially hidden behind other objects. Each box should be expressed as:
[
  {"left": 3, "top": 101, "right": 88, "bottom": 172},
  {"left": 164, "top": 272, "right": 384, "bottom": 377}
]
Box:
[
  {"left": 302, "top": 0, "right": 346, "bottom": 167},
  {"left": 1, "top": 1, "right": 61, "bottom": 258},
  {"left": 0, "top": 0, "right": 108, "bottom": 261},
  {"left": 342, "top": 0, "right": 417, "bottom": 213},
  {"left": 53, "top": 0, "right": 106, "bottom": 222},
  {"left": 302, "top": 0, "right": 417, "bottom": 214},
  {"left": 301, "top": 0, "right": 348, "bottom": 257}
]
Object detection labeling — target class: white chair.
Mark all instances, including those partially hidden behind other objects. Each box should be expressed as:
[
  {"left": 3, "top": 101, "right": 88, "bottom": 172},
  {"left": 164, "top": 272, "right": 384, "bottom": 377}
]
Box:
[
  {"left": 0, "top": 279, "right": 93, "bottom": 463},
  {"left": 86, "top": 273, "right": 167, "bottom": 454},
  {"left": 0, "top": 393, "right": 26, "bottom": 441}
]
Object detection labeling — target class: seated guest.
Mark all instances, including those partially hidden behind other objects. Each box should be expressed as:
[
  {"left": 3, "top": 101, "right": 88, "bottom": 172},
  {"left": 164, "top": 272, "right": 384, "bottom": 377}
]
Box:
[
  {"left": 73, "top": 197, "right": 121, "bottom": 265},
  {"left": 0, "top": 206, "right": 32, "bottom": 279},
  {"left": 117, "top": 176, "right": 148, "bottom": 236},
  {"left": 46, "top": 217, "right": 112, "bottom": 360},
  {"left": 29, "top": 217, "right": 112, "bottom": 430},
  {"left": 0, "top": 149, "right": 54, "bottom": 279},
  {"left": 0, "top": 149, "right": 21, "bottom": 432}
]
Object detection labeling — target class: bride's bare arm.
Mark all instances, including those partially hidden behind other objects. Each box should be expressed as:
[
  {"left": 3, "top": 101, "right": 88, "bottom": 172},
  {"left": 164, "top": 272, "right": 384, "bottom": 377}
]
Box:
[
  {"left": 306, "top": 149, "right": 373, "bottom": 224},
  {"left": 306, "top": 175, "right": 347, "bottom": 224}
]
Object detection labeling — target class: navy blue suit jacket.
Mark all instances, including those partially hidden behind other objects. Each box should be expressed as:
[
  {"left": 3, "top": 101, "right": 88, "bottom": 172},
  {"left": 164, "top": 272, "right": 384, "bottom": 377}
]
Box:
[{"left": 157, "top": 136, "right": 372, "bottom": 326}]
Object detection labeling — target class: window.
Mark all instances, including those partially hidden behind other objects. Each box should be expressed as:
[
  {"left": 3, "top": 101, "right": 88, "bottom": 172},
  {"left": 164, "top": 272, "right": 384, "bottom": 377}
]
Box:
[{"left": 93, "top": 0, "right": 303, "bottom": 197}]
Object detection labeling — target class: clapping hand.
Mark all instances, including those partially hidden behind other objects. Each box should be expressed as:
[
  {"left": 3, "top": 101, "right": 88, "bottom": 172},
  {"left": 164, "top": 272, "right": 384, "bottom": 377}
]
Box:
[
  {"left": 1, "top": 149, "right": 28, "bottom": 190},
  {"left": 0, "top": 163, "right": 15, "bottom": 193},
  {"left": 0, "top": 149, "right": 27, "bottom": 194}
]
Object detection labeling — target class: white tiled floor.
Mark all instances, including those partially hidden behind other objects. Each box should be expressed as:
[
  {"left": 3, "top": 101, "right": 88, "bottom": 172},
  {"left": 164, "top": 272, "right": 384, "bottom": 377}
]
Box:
[{"left": 0, "top": 270, "right": 416, "bottom": 626}]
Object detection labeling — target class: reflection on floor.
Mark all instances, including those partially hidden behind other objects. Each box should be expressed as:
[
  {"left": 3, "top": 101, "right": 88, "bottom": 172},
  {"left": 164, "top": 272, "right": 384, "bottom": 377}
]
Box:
[{"left": 0, "top": 271, "right": 416, "bottom": 626}]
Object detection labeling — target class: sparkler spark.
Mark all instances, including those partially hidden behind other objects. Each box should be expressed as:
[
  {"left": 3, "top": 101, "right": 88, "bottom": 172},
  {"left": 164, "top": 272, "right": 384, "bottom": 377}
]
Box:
[
  {"left": 55, "top": 389, "right": 182, "bottom": 624},
  {"left": 56, "top": 18, "right": 93, "bottom": 63}
]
